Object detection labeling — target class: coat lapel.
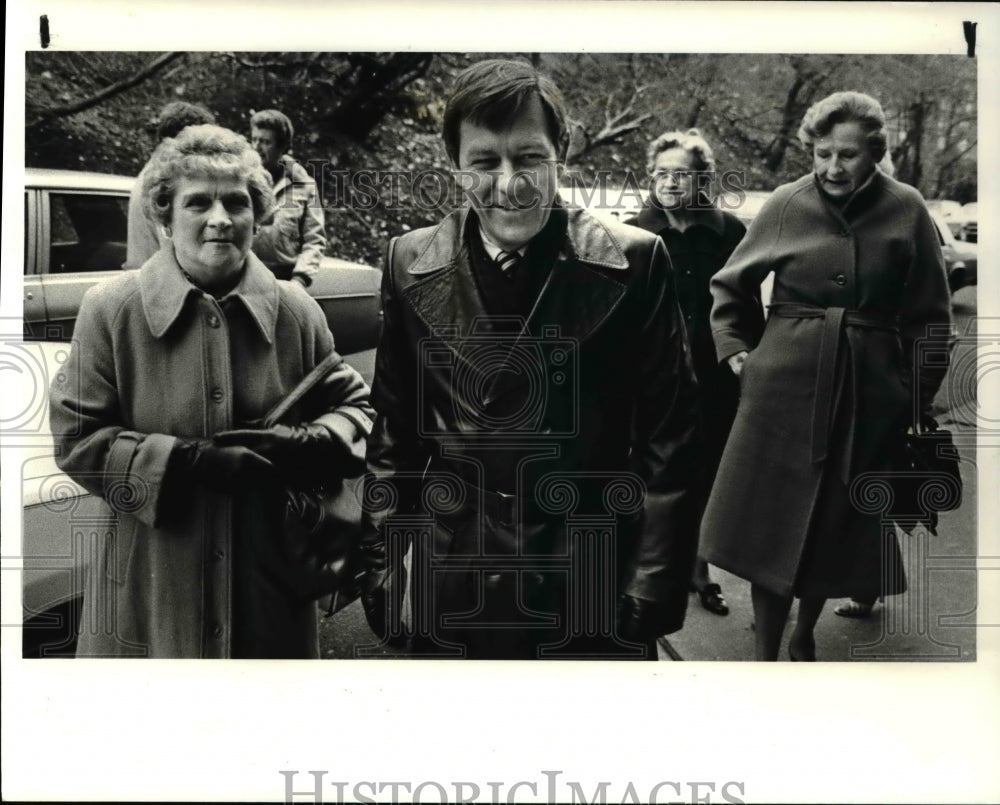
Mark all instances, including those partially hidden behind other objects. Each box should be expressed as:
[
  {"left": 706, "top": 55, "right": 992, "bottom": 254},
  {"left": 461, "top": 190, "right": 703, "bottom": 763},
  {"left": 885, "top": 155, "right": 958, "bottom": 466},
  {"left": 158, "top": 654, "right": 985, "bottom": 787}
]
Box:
[{"left": 401, "top": 206, "right": 633, "bottom": 415}]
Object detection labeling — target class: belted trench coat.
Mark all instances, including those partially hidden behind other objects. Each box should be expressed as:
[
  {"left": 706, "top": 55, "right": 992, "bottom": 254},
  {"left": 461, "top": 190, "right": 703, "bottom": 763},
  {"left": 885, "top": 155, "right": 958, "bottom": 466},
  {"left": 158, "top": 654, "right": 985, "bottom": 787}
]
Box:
[
  {"left": 49, "top": 246, "right": 373, "bottom": 658},
  {"left": 701, "top": 170, "right": 952, "bottom": 598},
  {"left": 362, "top": 205, "right": 703, "bottom": 657}
]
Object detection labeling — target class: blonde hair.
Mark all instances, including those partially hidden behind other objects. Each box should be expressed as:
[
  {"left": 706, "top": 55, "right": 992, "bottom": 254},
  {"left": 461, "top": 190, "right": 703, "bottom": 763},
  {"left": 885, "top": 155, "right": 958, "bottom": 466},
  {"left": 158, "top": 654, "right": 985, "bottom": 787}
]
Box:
[
  {"left": 797, "top": 91, "right": 888, "bottom": 162},
  {"left": 646, "top": 128, "right": 716, "bottom": 176},
  {"left": 142, "top": 124, "right": 276, "bottom": 227}
]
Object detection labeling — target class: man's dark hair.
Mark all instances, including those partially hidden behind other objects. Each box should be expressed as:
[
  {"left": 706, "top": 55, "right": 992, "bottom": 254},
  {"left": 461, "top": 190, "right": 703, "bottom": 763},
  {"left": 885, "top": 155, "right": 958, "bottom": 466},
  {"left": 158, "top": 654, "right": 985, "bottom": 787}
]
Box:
[
  {"left": 249, "top": 109, "right": 295, "bottom": 154},
  {"left": 155, "top": 102, "right": 216, "bottom": 141},
  {"left": 442, "top": 59, "right": 569, "bottom": 164}
]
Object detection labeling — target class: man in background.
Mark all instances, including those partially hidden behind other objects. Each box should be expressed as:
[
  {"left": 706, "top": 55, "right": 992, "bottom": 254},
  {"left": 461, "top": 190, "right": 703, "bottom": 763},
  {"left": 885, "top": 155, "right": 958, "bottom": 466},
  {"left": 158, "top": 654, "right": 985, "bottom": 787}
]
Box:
[
  {"left": 250, "top": 109, "right": 326, "bottom": 287},
  {"left": 124, "top": 101, "right": 216, "bottom": 270}
]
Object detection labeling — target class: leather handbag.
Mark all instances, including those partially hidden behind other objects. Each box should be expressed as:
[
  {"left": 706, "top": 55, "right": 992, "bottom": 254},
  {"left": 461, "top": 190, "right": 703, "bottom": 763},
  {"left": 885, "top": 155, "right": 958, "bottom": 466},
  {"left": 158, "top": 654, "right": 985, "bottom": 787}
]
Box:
[
  {"left": 263, "top": 352, "right": 364, "bottom": 615},
  {"left": 890, "top": 412, "right": 963, "bottom": 536}
]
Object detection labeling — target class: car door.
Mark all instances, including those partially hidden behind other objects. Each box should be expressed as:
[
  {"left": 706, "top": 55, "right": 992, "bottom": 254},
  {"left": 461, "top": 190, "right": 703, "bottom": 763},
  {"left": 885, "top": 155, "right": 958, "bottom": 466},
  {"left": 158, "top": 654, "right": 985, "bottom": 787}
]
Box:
[
  {"left": 22, "top": 188, "right": 50, "bottom": 335},
  {"left": 27, "top": 187, "right": 131, "bottom": 342}
]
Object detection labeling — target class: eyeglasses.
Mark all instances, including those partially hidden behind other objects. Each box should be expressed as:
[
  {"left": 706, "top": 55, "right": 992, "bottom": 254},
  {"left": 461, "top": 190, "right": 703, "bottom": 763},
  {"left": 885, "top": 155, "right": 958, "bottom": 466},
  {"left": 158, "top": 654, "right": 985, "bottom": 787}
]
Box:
[{"left": 649, "top": 169, "right": 696, "bottom": 183}]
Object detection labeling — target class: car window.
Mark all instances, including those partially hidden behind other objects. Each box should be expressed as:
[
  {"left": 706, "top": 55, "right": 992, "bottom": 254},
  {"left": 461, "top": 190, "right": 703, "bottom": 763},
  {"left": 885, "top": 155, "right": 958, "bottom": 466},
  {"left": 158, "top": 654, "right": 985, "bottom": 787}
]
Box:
[{"left": 47, "top": 192, "right": 129, "bottom": 274}]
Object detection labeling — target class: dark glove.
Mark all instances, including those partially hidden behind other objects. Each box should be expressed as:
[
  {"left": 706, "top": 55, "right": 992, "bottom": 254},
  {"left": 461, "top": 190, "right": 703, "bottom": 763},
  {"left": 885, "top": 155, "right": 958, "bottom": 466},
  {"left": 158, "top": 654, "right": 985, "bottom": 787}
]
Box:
[
  {"left": 214, "top": 423, "right": 356, "bottom": 478},
  {"left": 617, "top": 594, "right": 681, "bottom": 642},
  {"left": 173, "top": 439, "right": 277, "bottom": 493},
  {"left": 357, "top": 537, "right": 408, "bottom": 648}
]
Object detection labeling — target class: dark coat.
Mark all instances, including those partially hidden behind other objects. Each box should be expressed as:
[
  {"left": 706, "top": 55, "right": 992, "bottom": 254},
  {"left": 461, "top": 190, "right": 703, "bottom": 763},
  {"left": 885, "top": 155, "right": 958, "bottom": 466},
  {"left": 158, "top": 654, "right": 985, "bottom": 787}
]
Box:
[
  {"left": 362, "top": 205, "right": 703, "bottom": 657},
  {"left": 628, "top": 202, "right": 750, "bottom": 477},
  {"left": 49, "top": 246, "right": 374, "bottom": 658},
  {"left": 700, "top": 170, "right": 952, "bottom": 598}
]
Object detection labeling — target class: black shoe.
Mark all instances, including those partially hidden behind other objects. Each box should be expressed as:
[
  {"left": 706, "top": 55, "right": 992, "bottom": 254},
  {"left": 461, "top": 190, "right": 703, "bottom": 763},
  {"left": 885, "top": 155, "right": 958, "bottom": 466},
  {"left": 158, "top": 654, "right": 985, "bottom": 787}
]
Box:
[{"left": 693, "top": 582, "right": 730, "bottom": 616}]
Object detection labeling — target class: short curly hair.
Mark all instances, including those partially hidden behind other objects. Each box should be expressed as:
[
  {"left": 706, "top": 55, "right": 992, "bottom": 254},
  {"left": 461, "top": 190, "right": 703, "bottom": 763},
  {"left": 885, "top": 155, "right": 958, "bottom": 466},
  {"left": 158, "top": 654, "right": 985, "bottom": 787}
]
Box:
[
  {"left": 797, "top": 91, "right": 888, "bottom": 162},
  {"left": 442, "top": 59, "right": 569, "bottom": 163},
  {"left": 249, "top": 109, "right": 295, "bottom": 154},
  {"left": 141, "top": 124, "right": 276, "bottom": 228},
  {"left": 646, "top": 128, "right": 716, "bottom": 176}
]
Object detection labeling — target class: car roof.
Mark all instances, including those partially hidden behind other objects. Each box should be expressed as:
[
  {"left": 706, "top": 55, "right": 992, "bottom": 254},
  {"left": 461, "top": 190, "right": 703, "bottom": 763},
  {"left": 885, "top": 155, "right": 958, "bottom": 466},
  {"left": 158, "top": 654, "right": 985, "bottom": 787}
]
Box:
[{"left": 25, "top": 167, "right": 135, "bottom": 193}]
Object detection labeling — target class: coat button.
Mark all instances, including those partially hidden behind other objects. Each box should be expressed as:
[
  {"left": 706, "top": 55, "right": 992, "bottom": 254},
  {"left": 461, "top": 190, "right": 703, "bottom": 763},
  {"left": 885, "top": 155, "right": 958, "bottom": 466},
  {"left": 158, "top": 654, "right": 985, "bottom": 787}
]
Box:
[
  {"left": 211, "top": 625, "right": 223, "bottom": 638},
  {"left": 210, "top": 387, "right": 224, "bottom": 403},
  {"left": 207, "top": 314, "right": 220, "bottom": 328},
  {"left": 834, "top": 274, "right": 847, "bottom": 286},
  {"left": 212, "top": 548, "right": 225, "bottom": 560}
]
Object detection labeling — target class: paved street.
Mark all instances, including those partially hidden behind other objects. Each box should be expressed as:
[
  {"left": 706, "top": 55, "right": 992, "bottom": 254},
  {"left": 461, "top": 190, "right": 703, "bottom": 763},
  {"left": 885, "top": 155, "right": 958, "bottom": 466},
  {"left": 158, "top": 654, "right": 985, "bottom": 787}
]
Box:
[{"left": 320, "top": 286, "right": 980, "bottom": 662}]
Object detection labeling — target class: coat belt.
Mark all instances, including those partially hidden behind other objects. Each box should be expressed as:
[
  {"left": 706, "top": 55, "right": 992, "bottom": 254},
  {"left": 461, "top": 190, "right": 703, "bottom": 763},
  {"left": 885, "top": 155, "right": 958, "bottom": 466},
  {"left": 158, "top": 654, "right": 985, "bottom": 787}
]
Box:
[{"left": 768, "top": 303, "right": 898, "bottom": 482}]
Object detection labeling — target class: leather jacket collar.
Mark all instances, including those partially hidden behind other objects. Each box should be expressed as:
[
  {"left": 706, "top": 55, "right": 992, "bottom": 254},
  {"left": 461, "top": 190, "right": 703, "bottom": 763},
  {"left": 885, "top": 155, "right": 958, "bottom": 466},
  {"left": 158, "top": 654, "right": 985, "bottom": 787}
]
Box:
[{"left": 406, "top": 202, "right": 632, "bottom": 277}]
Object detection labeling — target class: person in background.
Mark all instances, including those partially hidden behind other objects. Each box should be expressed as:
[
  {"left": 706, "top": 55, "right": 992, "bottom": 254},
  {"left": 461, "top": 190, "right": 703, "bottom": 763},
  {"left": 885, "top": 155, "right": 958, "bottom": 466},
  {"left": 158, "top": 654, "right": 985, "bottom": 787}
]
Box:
[
  {"left": 51, "top": 125, "right": 373, "bottom": 658},
  {"left": 356, "top": 59, "right": 702, "bottom": 660},
  {"left": 249, "top": 109, "right": 326, "bottom": 287},
  {"left": 124, "top": 101, "right": 216, "bottom": 269},
  {"left": 701, "top": 91, "right": 951, "bottom": 661},
  {"left": 627, "top": 128, "right": 757, "bottom": 617}
]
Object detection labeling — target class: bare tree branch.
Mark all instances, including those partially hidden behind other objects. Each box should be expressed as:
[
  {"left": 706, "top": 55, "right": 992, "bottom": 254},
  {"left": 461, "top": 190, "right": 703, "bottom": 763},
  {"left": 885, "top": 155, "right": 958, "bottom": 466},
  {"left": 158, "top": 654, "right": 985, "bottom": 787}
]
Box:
[
  {"left": 221, "top": 52, "right": 322, "bottom": 72},
  {"left": 30, "top": 52, "right": 185, "bottom": 126}
]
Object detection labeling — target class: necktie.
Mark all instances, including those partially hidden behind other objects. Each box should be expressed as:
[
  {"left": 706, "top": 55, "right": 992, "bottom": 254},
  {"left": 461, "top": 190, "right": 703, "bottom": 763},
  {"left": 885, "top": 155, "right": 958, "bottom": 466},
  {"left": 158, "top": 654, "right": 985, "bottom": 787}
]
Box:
[{"left": 495, "top": 250, "right": 522, "bottom": 280}]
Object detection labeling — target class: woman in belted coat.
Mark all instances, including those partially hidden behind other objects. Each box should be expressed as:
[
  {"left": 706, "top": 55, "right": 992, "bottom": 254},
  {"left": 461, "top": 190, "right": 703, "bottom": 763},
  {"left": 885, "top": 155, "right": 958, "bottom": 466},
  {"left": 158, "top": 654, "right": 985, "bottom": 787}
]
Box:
[{"left": 700, "top": 92, "right": 952, "bottom": 660}]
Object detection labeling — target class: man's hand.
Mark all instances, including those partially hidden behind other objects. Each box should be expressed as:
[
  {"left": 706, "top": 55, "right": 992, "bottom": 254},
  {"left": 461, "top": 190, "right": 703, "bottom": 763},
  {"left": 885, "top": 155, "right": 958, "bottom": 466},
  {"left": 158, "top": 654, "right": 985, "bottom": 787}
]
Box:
[
  {"left": 617, "top": 594, "right": 682, "bottom": 642},
  {"left": 357, "top": 538, "right": 408, "bottom": 648},
  {"left": 727, "top": 350, "right": 750, "bottom": 377}
]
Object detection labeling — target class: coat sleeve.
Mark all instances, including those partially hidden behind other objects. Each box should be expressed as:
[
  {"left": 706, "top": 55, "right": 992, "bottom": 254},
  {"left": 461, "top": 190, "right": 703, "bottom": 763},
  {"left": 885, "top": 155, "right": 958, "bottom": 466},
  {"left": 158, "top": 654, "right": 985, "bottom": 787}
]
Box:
[
  {"left": 49, "top": 287, "right": 178, "bottom": 528},
  {"left": 709, "top": 198, "right": 778, "bottom": 361},
  {"left": 253, "top": 172, "right": 326, "bottom": 286},
  {"left": 296, "top": 287, "right": 375, "bottom": 474},
  {"left": 123, "top": 171, "right": 163, "bottom": 271},
  {"left": 292, "top": 177, "right": 326, "bottom": 285},
  {"left": 899, "top": 199, "right": 953, "bottom": 412},
  {"left": 623, "top": 237, "right": 704, "bottom": 632},
  {"left": 360, "top": 238, "right": 429, "bottom": 540}
]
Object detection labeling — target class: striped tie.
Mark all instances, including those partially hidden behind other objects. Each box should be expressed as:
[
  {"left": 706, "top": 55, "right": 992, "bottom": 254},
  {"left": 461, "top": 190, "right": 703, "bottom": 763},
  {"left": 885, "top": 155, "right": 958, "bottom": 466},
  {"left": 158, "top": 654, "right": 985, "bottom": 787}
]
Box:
[{"left": 495, "top": 249, "right": 522, "bottom": 279}]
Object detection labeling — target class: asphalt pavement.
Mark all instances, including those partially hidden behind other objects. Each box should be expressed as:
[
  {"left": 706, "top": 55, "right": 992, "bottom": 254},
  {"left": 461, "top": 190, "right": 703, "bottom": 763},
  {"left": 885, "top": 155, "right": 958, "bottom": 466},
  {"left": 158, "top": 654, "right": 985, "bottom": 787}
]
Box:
[{"left": 320, "top": 286, "right": 980, "bottom": 662}]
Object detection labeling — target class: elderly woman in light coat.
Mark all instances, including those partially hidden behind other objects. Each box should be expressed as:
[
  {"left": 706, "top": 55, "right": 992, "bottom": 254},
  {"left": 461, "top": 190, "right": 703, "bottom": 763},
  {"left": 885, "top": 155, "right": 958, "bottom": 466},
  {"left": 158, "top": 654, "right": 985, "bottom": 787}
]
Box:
[
  {"left": 701, "top": 92, "right": 952, "bottom": 661},
  {"left": 49, "top": 124, "right": 374, "bottom": 658}
]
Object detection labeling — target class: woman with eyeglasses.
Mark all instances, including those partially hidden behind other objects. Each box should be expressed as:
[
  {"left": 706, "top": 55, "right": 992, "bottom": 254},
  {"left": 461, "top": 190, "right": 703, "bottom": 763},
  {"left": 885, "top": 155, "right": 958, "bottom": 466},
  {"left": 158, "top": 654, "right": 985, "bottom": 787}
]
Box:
[{"left": 627, "top": 128, "right": 760, "bottom": 618}]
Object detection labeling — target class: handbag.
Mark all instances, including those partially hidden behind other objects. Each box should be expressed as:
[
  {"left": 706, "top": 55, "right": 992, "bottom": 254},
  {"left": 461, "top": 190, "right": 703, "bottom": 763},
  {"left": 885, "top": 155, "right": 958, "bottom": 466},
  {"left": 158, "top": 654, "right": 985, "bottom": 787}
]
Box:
[
  {"left": 889, "top": 412, "right": 963, "bottom": 536},
  {"left": 263, "top": 351, "right": 364, "bottom": 615}
]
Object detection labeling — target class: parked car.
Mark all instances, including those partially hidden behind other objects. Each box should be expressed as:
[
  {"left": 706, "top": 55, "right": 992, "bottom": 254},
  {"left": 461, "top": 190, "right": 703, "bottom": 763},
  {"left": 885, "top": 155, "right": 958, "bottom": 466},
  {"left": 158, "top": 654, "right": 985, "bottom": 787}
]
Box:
[
  {"left": 718, "top": 189, "right": 773, "bottom": 228},
  {"left": 960, "top": 201, "right": 977, "bottom": 243},
  {"left": 928, "top": 208, "right": 977, "bottom": 293},
  {"left": 18, "top": 168, "right": 384, "bottom": 657},
  {"left": 558, "top": 184, "right": 647, "bottom": 223},
  {"left": 925, "top": 199, "right": 966, "bottom": 239}
]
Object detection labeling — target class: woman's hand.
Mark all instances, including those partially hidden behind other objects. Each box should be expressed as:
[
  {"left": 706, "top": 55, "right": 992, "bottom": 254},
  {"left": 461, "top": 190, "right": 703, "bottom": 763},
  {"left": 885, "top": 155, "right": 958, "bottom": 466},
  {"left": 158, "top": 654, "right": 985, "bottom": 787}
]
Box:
[
  {"left": 214, "top": 423, "right": 360, "bottom": 479},
  {"left": 175, "top": 440, "right": 277, "bottom": 492},
  {"left": 727, "top": 350, "right": 750, "bottom": 377}
]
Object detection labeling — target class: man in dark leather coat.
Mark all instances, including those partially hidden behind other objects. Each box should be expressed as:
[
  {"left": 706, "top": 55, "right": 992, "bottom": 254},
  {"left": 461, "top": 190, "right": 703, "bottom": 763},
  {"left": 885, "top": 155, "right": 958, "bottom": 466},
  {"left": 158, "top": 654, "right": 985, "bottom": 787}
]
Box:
[{"left": 357, "top": 59, "right": 702, "bottom": 659}]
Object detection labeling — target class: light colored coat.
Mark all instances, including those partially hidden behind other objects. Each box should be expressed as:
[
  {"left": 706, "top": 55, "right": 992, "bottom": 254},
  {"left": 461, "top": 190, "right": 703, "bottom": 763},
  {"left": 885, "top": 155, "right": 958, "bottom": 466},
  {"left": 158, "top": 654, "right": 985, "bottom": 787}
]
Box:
[
  {"left": 253, "top": 155, "right": 326, "bottom": 285},
  {"left": 701, "top": 170, "right": 951, "bottom": 598},
  {"left": 49, "top": 246, "right": 372, "bottom": 657}
]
